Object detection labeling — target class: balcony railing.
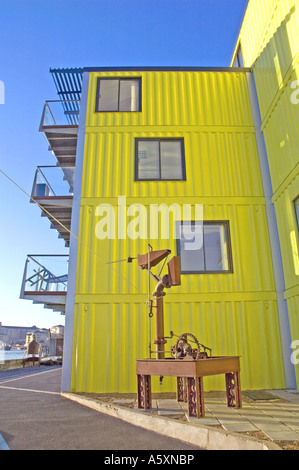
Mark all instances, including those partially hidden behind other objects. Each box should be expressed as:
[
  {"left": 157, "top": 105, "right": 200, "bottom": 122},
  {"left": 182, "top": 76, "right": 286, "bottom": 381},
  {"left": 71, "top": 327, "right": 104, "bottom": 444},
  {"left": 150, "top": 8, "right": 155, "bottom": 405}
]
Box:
[
  {"left": 31, "top": 166, "right": 75, "bottom": 199},
  {"left": 21, "top": 255, "right": 69, "bottom": 295},
  {"left": 40, "top": 99, "right": 80, "bottom": 128}
]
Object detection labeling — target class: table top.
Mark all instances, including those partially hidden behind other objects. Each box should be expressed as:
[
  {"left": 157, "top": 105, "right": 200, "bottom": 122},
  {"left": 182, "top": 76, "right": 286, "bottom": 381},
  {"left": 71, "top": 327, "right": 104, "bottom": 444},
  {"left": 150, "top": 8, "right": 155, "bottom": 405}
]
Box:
[{"left": 136, "top": 356, "right": 240, "bottom": 377}]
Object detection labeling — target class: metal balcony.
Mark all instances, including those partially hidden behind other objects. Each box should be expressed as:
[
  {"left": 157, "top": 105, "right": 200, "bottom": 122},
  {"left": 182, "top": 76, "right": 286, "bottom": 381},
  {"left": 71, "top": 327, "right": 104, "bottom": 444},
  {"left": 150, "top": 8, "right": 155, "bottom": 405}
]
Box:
[
  {"left": 31, "top": 166, "right": 75, "bottom": 247},
  {"left": 40, "top": 100, "right": 80, "bottom": 166},
  {"left": 20, "top": 255, "right": 69, "bottom": 314}
]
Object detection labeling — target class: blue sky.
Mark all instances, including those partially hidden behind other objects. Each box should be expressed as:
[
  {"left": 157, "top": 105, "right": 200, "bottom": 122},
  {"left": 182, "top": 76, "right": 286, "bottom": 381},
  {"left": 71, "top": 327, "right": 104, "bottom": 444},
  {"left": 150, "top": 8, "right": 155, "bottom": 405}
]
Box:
[{"left": 0, "top": 0, "right": 248, "bottom": 328}]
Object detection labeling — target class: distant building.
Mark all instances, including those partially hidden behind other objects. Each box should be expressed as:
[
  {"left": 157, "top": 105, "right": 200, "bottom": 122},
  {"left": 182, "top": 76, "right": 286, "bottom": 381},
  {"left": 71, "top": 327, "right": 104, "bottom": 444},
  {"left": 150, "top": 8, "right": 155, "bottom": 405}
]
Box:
[
  {"left": 50, "top": 325, "right": 64, "bottom": 337},
  {"left": 0, "top": 325, "right": 49, "bottom": 348}
]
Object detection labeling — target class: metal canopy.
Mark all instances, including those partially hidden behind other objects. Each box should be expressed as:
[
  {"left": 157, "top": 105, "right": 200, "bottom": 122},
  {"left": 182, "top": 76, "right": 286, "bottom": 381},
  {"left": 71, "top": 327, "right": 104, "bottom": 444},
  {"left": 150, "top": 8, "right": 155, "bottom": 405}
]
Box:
[
  {"left": 50, "top": 68, "right": 83, "bottom": 124},
  {"left": 50, "top": 68, "right": 83, "bottom": 100}
]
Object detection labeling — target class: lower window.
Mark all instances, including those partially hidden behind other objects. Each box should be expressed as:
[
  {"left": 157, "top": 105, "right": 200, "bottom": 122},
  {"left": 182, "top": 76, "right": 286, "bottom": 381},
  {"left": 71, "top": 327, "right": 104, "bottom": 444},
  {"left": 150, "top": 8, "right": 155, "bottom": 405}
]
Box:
[{"left": 177, "top": 221, "right": 233, "bottom": 274}]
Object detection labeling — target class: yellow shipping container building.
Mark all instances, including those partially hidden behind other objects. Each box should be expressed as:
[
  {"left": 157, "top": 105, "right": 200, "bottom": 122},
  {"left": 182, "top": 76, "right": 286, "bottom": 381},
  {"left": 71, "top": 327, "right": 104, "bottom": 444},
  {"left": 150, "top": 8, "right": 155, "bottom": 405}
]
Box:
[
  {"left": 21, "top": 0, "right": 299, "bottom": 393},
  {"left": 232, "top": 0, "right": 299, "bottom": 387}
]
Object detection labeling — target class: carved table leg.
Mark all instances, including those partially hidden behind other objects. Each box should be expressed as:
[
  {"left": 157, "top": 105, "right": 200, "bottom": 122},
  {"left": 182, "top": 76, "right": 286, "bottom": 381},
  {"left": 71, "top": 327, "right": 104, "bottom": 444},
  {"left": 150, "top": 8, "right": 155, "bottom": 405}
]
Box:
[
  {"left": 187, "top": 377, "right": 205, "bottom": 418},
  {"left": 177, "top": 377, "right": 184, "bottom": 402},
  {"left": 197, "top": 377, "right": 205, "bottom": 417},
  {"left": 225, "top": 372, "right": 242, "bottom": 408},
  {"left": 183, "top": 377, "right": 187, "bottom": 402},
  {"left": 177, "top": 377, "right": 188, "bottom": 403},
  {"left": 137, "top": 374, "right": 152, "bottom": 410}
]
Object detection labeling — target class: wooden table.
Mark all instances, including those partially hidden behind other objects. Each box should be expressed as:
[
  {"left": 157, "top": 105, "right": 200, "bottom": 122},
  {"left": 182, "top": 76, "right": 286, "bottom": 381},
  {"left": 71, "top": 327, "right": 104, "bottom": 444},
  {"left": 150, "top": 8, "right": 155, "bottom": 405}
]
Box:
[{"left": 136, "top": 357, "right": 241, "bottom": 418}]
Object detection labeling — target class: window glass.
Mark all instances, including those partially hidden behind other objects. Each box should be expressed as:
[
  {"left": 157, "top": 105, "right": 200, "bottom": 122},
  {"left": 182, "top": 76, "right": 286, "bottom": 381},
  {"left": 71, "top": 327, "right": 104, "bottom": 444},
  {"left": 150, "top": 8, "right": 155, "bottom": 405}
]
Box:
[
  {"left": 96, "top": 78, "right": 141, "bottom": 112},
  {"left": 177, "top": 221, "right": 232, "bottom": 273},
  {"left": 119, "top": 79, "right": 140, "bottom": 111},
  {"left": 137, "top": 141, "right": 160, "bottom": 180},
  {"left": 160, "top": 141, "right": 183, "bottom": 180},
  {"left": 136, "top": 139, "right": 185, "bottom": 181},
  {"left": 98, "top": 79, "right": 119, "bottom": 111},
  {"left": 204, "top": 224, "right": 229, "bottom": 271},
  {"left": 179, "top": 222, "right": 204, "bottom": 272}
]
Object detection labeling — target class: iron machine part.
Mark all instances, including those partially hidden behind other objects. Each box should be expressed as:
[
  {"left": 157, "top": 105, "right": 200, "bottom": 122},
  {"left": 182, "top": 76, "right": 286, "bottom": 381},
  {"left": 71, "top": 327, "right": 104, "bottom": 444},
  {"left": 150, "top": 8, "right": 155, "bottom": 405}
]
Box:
[
  {"left": 137, "top": 248, "right": 182, "bottom": 359},
  {"left": 106, "top": 248, "right": 182, "bottom": 360},
  {"left": 171, "top": 333, "right": 212, "bottom": 360}
]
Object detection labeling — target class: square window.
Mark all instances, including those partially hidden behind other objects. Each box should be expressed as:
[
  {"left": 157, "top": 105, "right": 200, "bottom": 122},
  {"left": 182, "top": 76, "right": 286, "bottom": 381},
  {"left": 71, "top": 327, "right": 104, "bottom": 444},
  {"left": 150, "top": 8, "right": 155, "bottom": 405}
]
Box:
[
  {"left": 96, "top": 78, "right": 141, "bottom": 112},
  {"left": 135, "top": 138, "right": 186, "bottom": 181},
  {"left": 177, "top": 221, "right": 233, "bottom": 274}
]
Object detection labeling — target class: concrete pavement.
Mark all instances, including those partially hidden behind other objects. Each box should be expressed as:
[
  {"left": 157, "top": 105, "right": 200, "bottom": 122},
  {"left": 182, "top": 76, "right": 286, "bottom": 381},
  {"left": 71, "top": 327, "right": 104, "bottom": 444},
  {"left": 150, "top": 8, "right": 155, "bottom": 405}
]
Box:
[
  {"left": 0, "top": 366, "right": 201, "bottom": 451},
  {"left": 1, "top": 365, "right": 299, "bottom": 450},
  {"left": 63, "top": 387, "right": 299, "bottom": 450}
]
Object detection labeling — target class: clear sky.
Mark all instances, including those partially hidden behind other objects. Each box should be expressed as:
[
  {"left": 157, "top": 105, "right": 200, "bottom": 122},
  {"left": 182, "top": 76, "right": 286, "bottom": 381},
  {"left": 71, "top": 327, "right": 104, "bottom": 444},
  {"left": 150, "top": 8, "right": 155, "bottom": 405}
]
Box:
[{"left": 0, "top": 0, "right": 248, "bottom": 328}]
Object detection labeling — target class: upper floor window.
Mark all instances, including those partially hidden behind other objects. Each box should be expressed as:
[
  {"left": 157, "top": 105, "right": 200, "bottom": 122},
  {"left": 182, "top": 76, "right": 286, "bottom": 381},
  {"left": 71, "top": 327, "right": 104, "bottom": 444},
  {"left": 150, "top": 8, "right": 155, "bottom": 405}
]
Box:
[
  {"left": 177, "top": 221, "right": 233, "bottom": 274},
  {"left": 95, "top": 78, "right": 141, "bottom": 112},
  {"left": 135, "top": 138, "right": 186, "bottom": 181}
]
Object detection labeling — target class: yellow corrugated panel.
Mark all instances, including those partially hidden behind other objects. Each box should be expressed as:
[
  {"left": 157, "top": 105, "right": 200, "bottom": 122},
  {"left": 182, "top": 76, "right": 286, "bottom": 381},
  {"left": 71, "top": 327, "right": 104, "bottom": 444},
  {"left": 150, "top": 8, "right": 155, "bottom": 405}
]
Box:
[
  {"left": 81, "top": 131, "right": 262, "bottom": 199},
  {"left": 234, "top": 0, "right": 299, "bottom": 68},
  {"left": 72, "top": 194, "right": 280, "bottom": 393},
  {"left": 260, "top": 64, "right": 299, "bottom": 192},
  {"left": 70, "top": 69, "right": 284, "bottom": 393},
  {"left": 86, "top": 71, "right": 253, "bottom": 128},
  {"left": 274, "top": 174, "right": 299, "bottom": 290},
  {"left": 253, "top": 4, "right": 299, "bottom": 121},
  {"left": 75, "top": 203, "right": 275, "bottom": 296},
  {"left": 231, "top": 0, "right": 299, "bottom": 390},
  {"left": 70, "top": 300, "right": 285, "bottom": 393},
  {"left": 286, "top": 296, "right": 299, "bottom": 386},
  {"left": 233, "top": 0, "right": 277, "bottom": 67},
  {"left": 264, "top": 0, "right": 299, "bottom": 64}
]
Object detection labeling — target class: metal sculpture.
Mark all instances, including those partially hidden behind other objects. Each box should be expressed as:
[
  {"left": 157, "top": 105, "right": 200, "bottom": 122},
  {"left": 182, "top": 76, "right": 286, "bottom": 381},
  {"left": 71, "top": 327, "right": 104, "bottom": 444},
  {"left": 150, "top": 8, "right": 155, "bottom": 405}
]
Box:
[
  {"left": 137, "top": 247, "right": 181, "bottom": 359},
  {"left": 112, "top": 245, "right": 211, "bottom": 360},
  {"left": 171, "top": 333, "right": 212, "bottom": 360},
  {"left": 133, "top": 246, "right": 242, "bottom": 417}
]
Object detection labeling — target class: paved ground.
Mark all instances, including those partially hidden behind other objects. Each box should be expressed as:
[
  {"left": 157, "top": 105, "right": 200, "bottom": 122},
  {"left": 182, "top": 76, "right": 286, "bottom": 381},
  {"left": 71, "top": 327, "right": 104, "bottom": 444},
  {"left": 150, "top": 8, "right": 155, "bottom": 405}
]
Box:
[
  {"left": 82, "top": 387, "right": 299, "bottom": 448},
  {"left": 0, "top": 366, "right": 202, "bottom": 451},
  {"left": 153, "top": 394, "right": 299, "bottom": 442}
]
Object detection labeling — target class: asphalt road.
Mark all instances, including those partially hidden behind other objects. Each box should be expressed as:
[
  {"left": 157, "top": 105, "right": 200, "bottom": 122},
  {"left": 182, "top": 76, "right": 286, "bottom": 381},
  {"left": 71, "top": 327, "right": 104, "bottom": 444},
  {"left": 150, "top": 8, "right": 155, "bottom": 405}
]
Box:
[{"left": 0, "top": 366, "right": 202, "bottom": 451}]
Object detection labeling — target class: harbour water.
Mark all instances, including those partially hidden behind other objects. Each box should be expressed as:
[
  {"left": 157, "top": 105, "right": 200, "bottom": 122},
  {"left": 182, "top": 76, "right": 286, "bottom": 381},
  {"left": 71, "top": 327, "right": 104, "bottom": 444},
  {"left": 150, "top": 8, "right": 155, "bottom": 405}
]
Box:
[{"left": 0, "top": 349, "right": 26, "bottom": 363}]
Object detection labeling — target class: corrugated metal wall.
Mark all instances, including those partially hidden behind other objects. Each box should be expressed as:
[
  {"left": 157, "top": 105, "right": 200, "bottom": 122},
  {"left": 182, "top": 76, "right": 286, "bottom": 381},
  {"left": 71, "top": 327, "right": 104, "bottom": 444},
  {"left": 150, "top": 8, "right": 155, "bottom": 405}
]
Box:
[
  {"left": 237, "top": 0, "right": 299, "bottom": 385},
  {"left": 253, "top": 4, "right": 299, "bottom": 124},
  {"left": 86, "top": 71, "right": 253, "bottom": 128},
  {"left": 232, "top": 0, "right": 277, "bottom": 67},
  {"left": 233, "top": 0, "right": 299, "bottom": 68},
  {"left": 71, "top": 300, "right": 284, "bottom": 393},
  {"left": 274, "top": 176, "right": 299, "bottom": 287},
  {"left": 70, "top": 70, "right": 286, "bottom": 393},
  {"left": 75, "top": 203, "right": 275, "bottom": 296},
  {"left": 81, "top": 131, "right": 262, "bottom": 199},
  {"left": 259, "top": 63, "right": 299, "bottom": 193}
]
